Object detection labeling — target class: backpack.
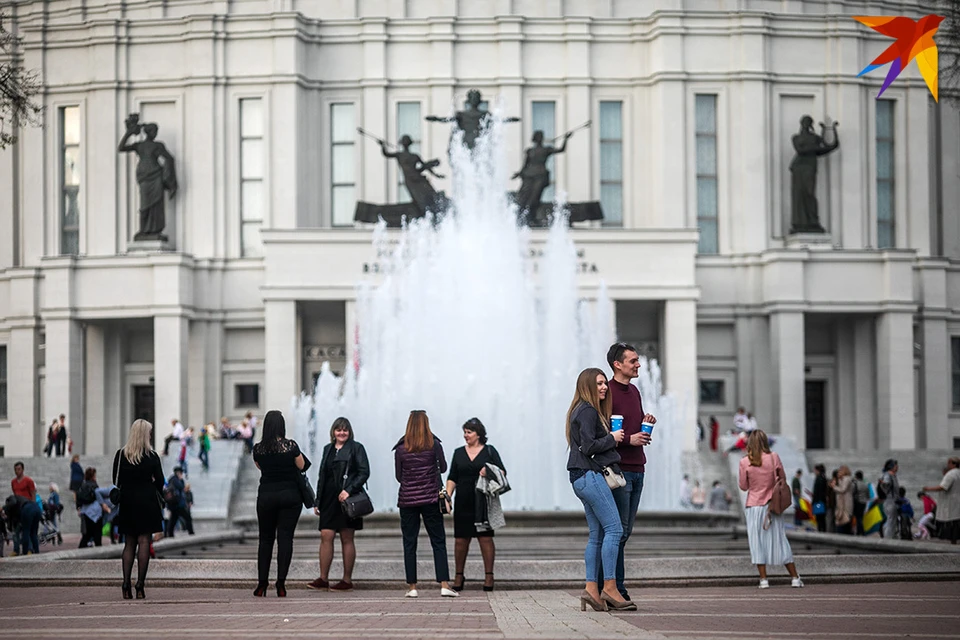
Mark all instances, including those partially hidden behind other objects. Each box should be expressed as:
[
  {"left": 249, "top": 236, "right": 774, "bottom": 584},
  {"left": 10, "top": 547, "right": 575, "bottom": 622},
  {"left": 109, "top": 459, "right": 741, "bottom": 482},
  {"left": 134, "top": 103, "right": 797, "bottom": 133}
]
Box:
[
  {"left": 163, "top": 484, "right": 179, "bottom": 505},
  {"left": 769, "top": 457, "right": 792, "bottom": 516},
  {"left": 77, "top": 482, "right": 97, "bottom": 506},
  {"left": 876, "top": 476, "right": 887, "bottom": 501}
]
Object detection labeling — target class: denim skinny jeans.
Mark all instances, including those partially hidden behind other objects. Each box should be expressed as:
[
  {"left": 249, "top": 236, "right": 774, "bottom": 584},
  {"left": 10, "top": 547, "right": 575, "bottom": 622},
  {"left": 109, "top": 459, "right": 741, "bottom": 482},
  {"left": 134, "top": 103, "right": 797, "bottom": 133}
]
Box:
[{"left": 572, "top": 470, "right": 623, "bottom": 582}]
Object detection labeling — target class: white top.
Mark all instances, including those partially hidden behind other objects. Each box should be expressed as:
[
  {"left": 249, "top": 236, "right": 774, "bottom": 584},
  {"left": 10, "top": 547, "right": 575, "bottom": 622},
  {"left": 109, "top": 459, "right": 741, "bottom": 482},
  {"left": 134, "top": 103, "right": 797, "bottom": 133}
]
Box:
[
  {"left": 938, "top": 468, "right": 960, "bottom": 522},
  {"left": 172, "top": 422, "right": 185, "bottom": 440},
  {"left": 733, "top": 413, "right": 748, "bottom": 431}
]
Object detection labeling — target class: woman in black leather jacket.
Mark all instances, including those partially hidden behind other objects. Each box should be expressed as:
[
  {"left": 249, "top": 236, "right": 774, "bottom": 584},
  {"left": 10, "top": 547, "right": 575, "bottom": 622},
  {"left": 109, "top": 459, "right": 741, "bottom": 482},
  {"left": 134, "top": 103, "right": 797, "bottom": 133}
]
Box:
[{"left": 308, "top": 417, "right": 370, "bottom": 591}]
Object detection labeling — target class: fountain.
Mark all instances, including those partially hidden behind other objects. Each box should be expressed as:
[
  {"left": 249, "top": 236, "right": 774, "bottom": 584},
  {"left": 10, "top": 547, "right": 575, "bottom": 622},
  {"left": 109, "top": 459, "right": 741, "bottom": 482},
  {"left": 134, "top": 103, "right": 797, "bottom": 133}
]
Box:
[{"left": 293, "top": 102, "right": 683, "bottom": 512}]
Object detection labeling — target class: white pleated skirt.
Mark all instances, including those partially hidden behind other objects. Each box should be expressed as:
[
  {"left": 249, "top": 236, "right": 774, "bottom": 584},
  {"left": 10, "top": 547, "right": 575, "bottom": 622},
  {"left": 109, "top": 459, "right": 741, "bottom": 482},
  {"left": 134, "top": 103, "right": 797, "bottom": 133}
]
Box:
[{"left": 744, "top": 504, "right": 794, "bottom": 566}]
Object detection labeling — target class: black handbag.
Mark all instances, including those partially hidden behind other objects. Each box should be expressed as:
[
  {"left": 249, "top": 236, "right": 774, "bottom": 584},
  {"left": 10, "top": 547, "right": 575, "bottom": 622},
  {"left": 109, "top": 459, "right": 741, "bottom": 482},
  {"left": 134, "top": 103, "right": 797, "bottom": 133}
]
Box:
[
  {"left": 109, "top": 450, "right": 122, "bottom": 505},
  {"left": 340, "top": 450, "right": 374, "bottom": 519},
  {"left": 297, "top": 452, "right": 315, "bottom": 509}
]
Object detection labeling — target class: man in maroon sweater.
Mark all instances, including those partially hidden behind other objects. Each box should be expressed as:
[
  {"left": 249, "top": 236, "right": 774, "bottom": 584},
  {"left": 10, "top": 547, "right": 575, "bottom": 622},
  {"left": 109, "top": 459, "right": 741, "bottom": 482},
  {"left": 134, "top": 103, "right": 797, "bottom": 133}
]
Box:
[{"left": 606, "top": 342, "right": 656, "bottom": 601}]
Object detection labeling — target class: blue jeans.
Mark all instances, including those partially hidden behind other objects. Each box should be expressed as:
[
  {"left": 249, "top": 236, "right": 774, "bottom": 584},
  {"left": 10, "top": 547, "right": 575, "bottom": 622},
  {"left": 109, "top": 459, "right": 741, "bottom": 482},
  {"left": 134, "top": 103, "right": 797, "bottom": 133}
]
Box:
[
  {"left": 612, "top": 471, "right": 644, "bottom": 595},
  {"left": 19, "top": 502, "right": 41, "bottom": 554},
  {"left": 572, "top": 471, "right": 623, "bottom": 582}
]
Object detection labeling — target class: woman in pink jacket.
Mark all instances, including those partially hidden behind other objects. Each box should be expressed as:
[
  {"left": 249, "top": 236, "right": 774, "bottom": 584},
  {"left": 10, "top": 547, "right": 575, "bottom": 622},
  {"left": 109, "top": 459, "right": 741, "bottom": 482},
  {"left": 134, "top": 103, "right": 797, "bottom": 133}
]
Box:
[{"left": 738, "top": 430, "right": 804, "bottom": 589}]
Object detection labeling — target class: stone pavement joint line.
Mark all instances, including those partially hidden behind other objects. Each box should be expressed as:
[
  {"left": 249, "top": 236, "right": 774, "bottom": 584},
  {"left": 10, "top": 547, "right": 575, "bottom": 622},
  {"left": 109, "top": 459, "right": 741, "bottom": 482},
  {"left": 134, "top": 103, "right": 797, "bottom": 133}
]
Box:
[{"left": 489, "top": 590, "right": 666, "bottom": 639}]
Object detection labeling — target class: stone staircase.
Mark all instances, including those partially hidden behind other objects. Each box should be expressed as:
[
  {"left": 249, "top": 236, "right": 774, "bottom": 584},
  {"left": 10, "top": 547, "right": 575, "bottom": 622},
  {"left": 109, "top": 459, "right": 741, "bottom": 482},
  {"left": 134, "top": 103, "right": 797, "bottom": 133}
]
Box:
[
  {"left": 804, "top": 449, "right": 956, "bottom": 497},
  {"left": 682, "top": 447, "right": 738, "bottom": 502},
  {"left": 228, "top": 453, "right": 262, "bottom": 523},
  {"left": 157, "top": 439, "right": 245, "bottom": 526}
]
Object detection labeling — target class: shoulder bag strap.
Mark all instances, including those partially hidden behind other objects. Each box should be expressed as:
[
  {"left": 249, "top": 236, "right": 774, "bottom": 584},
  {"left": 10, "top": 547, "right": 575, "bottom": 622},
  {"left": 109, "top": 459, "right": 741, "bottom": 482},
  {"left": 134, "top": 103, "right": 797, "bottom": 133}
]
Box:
[{"left": 112, "top": 450, "right": 122, "bottom": 489}]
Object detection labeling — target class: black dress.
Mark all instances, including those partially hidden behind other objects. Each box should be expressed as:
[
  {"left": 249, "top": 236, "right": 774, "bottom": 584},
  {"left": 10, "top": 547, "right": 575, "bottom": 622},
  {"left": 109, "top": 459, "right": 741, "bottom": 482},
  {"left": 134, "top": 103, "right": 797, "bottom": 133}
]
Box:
[
  {"left": 448, "top": 445, "right": 505, "bottom": 539},
  {"left": 315, "top": 440, "right": 370, "bottom": 532},
  {"left": 113, "top": 449, "right": 165, "bottom": 536}
]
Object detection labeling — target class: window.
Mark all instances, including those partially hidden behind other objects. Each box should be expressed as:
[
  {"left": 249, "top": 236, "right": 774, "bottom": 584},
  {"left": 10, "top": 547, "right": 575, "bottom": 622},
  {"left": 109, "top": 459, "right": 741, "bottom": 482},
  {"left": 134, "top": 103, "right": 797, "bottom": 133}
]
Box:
[
  {"left": 695, "top": 95, "right": 719, "bottom": 254},
  {"left": 876, "top": 100, "right": 895, "bottom": 249},
  {"left": 531, "top": 101, "right": 556, "bottom": 203},
  {"left": 240, "top": 98, "right": 264, "bottom": 256},
  {"left": 599, "top": 101, "right": 623, "bottom": 226},
  {"left": 235, "top": 383, "right": 260, "bottom": 408},
  {"left": 0, "top": 346, "right": 6, "bottom": 419},
  {"left": 331, "top": 103, "right": 356, "bottom": 226},
  {"left": 396, "top": 102, "right": 421, "bottom": 203},
  {"left": 60, "top": 107, "right": 80, "bottom": 255},
  {"left": 952, "top": 337, "right": 960, "bottom": 410},
  {"left": 699, "top": 379, "right": 725, "bottom": 405}
]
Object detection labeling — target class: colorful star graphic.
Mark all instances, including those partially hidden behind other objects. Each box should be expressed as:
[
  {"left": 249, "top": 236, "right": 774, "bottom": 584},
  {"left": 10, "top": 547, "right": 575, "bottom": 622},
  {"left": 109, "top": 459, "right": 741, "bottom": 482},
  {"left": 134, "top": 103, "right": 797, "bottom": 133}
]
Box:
[{"left": 854, "top": 14, "right": 944, "bottom": 102}]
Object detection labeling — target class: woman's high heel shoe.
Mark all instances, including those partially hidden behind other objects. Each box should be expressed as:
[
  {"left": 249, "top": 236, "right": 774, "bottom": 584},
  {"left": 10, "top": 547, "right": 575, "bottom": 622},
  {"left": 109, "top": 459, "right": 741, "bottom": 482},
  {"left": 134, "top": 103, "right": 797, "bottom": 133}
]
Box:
[
  {"left": 600, "top": 592, "right": 637, "bottom": 611},
  {"left": 483, "top": 572, "right": 495, "bottom": 592},
  {"left": 276, "top": 583, "right": 287, "bottom": 598},
  {"left": 452, "top": 573, "right": 465, "bottom": 592},
  {"left": 253, "top": 582, "right": 268, "bottom": 597},
  {"left": 122, "top": 582, "right": 133, "bottom": 600},
  {"left": 580, "top": 590, "right": 607, "bottom": 611},
  {"left": 134, "top": 582, "right": 145, "bottom": 600}
]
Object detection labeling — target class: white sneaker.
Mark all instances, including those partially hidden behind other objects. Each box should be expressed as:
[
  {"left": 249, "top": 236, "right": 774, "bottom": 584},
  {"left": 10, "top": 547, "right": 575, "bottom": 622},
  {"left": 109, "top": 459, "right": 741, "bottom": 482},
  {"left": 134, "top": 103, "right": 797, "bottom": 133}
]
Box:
[
  {"left": 440, "top": 587, "right": 459, "bottom": 597},
  {"left": 791, "top": 577, "right": 804, "bottom": 588},
  {"left": 405, "top": 589, "right": 418, "bottom": 598},
  {"left": 758, "top": 579, "right": 770, "bottom": 589}
]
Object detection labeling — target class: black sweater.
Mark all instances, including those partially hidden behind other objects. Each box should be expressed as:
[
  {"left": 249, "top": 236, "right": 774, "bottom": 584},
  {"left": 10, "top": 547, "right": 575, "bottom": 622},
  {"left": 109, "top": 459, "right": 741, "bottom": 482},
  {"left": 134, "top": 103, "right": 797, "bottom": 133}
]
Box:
[{"left": 566, "top": 402, "right": 621, "bottom": 472}]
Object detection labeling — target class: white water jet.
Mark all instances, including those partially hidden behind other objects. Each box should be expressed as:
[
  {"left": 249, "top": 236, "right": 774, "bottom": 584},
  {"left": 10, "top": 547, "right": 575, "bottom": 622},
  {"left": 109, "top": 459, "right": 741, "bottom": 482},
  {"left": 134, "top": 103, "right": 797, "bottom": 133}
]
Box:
[{"left": 293, "top": 108, "right": 683, "bottom": 512}]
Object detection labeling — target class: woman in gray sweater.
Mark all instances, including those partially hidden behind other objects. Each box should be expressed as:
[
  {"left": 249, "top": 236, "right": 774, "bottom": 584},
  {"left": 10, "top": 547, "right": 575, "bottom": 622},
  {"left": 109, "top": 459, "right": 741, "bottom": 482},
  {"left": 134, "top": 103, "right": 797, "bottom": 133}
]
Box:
[{"left": 565, "top": 368, "right": 636, "bottom": 613}]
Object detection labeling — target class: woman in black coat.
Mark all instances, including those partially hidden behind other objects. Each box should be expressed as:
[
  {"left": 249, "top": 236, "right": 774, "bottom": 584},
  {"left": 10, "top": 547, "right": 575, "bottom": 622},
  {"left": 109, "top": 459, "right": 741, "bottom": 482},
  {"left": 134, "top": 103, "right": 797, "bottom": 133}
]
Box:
[
  {"left": 113, "top": 419, "right": 165, "bottom": 600},
  {"left": 252, "top": 410, "right": 309, "bottom": 598},
  {"left": 308, "top": 417, "right": 370, "bottom": 591}
]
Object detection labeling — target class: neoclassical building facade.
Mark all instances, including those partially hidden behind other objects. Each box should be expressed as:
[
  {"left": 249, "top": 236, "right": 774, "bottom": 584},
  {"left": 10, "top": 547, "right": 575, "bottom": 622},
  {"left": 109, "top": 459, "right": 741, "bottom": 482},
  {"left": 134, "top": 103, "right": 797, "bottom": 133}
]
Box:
[{"left": 0, "top": 0, "right": 957, "bottom": 456}]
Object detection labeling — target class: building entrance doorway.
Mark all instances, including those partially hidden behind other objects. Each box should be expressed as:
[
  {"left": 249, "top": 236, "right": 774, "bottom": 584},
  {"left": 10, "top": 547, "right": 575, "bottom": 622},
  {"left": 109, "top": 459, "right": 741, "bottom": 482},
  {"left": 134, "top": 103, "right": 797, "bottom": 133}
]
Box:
[
  {"left": 805, "top": 380, "right": 826, "bottom": 450},
  {"left": 133, "top": 385, "right": 156, "bottom": 448}
]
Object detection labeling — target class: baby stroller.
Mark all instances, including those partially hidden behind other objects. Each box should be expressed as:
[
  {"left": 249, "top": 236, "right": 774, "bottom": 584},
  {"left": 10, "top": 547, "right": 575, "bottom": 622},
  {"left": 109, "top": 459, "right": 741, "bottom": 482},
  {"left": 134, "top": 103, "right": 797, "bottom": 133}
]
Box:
[{"left": 39, "top": 502, "right": 63, "bottom": 546}]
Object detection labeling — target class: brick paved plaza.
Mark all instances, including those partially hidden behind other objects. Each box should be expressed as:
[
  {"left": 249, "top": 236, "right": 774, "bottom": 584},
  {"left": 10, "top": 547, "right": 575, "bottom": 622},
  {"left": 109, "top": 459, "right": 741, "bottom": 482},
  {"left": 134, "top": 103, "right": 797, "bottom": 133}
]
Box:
[{"left": 1, "top": 580, "right": 958, "bottom": 640}]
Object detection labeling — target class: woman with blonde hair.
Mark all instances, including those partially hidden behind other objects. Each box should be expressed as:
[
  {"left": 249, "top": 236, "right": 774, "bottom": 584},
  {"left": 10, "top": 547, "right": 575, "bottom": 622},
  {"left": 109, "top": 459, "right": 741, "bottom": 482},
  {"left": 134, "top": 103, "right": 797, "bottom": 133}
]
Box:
[
  {"left": 566, "top": 368, "right": 635, "bottom": 612},
  {"left": 738, "top": 429, "right": 803, "bottom": 589},
  {"left": 113, "top": 419, "right": 165, "bottom": 600},
  {"left": 393, "top": 410, "right": 458, "bottom": 598},
  {"left": 830, "top": 465, "right": 854, "bottom": 535}
]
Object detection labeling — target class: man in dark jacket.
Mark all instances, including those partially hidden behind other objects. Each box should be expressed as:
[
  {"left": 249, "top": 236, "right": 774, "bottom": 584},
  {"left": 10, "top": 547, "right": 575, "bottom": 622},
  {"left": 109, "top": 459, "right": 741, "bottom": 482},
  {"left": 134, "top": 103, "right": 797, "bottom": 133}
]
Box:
[
  {"left": 812, "top": 464, "right": 828, "bottom": 532},
  {"left": 164, "top": 467, "right": 191, "bottom": 537}
]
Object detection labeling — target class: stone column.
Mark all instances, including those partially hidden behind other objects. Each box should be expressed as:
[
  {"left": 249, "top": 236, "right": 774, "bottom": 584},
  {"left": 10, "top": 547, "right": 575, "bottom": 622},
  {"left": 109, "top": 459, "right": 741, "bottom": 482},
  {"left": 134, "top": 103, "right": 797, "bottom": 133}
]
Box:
[
  {"left": 921, "top": 317, "right": 949, "bottom": 448},
  {"left": 84, "top": 324, "right": 106, "bottom": 455},
  {"left": 7, "top": 324, "right": 38, "bottom": 456},
  {"left": 44, "top": 318, "right": 83, "bottom": 453},
  {"left": 663, "top": 299, "right": 698, "bottom": 451},
  {"left": 769, "top": 311, "right": 805, "bottom": 447},
  {"left": 876, "top": 311, "right": 916, "bottom": 450},
  {"left": 853, "top": 317, "right": 877, "bottom": 449},
  {"left": 154, "top": 315, "right": 189, "bottom": 448},
  {"left": 265, "top": 300, "right": 299, "bottom": 414}
]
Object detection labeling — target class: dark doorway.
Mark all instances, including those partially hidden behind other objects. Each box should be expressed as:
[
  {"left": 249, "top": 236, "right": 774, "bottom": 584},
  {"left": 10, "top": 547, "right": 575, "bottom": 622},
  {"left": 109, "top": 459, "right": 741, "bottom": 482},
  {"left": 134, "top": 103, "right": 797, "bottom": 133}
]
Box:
[
  {"left": 805, "top": 380, "right": 826, "bottom": 450},
  {"left": 133, "top": 385, "right": 156, "bottom": 448}
]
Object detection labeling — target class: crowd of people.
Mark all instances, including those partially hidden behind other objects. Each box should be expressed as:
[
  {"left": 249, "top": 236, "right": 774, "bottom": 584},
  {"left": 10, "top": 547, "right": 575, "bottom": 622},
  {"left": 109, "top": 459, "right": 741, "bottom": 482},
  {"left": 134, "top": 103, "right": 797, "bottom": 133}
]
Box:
[
  {"left": 795, "top": 457, "right": 960, "bottom": 545},
  {"left": 5, "top": 339, "right": 958, "bottom": 605}
]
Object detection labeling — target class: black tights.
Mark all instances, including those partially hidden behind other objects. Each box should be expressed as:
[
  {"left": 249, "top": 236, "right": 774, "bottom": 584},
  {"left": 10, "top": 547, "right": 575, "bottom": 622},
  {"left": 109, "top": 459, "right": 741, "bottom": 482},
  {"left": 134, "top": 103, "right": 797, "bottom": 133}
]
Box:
[
  {"left": 122, "top": 534, "right": 153, "bottom": 586},
  {"left": 256, "top": 493, "right": 301, "bottom": 586}
]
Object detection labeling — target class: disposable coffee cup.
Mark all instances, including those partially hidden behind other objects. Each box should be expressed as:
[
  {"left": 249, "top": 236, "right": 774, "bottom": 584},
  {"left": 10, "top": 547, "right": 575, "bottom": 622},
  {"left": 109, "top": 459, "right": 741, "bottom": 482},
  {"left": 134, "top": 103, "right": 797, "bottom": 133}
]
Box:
[
  {"left": 611, "top": 415, "right": 623, "bottom": 432},
  {"left": 641, "top": 422, "right": 655, "bottom": 435}
]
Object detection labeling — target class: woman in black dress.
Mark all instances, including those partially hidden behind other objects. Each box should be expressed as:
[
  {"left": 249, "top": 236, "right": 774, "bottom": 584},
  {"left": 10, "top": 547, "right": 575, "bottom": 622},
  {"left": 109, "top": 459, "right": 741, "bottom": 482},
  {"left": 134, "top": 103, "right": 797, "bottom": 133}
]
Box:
[
  {"left": 445, "top": 418, "right": 506, "bottom": 592},
  {"left": 113, "top": 419, "right": 165, "bottom": 600},
  {"left": 252, "top": 410, "right": 309, "bottom": 598},
  {"left": 308, "top": 417, "right": 370, "bottom": 592}
]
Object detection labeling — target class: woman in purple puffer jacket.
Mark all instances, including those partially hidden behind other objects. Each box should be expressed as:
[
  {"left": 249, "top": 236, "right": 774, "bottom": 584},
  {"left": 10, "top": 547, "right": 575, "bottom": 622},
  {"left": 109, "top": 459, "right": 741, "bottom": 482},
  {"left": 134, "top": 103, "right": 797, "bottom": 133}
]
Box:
[{"left": 393, "top": 410, "right": 458, "bottom": 599}]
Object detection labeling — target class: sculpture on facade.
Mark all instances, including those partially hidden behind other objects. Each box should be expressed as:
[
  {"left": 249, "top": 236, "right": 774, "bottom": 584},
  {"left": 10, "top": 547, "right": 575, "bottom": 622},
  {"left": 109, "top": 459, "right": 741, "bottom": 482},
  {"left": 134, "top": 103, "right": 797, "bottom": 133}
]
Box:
[
  {"left": 353, "top": 130, "right": 450, "bottom": 227},
  {"left": 789, "top": 115, "right": 839, "bottom": 234},
  {"left": 509, "top": 124, "right": 603, "bottom": 227},
  {"left": 119, "top": 113, "right": 178, "bottom": 241},
  {"left": 425, "top": 89, "right": 519, "bottom": 154}
]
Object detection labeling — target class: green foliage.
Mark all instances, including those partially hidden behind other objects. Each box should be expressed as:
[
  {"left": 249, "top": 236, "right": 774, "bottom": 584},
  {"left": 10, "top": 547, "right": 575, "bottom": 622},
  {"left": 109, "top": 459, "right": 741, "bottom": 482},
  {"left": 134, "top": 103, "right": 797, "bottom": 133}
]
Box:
[{"left": 0, "top": 12, "right": 42, "bottom": 149}]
